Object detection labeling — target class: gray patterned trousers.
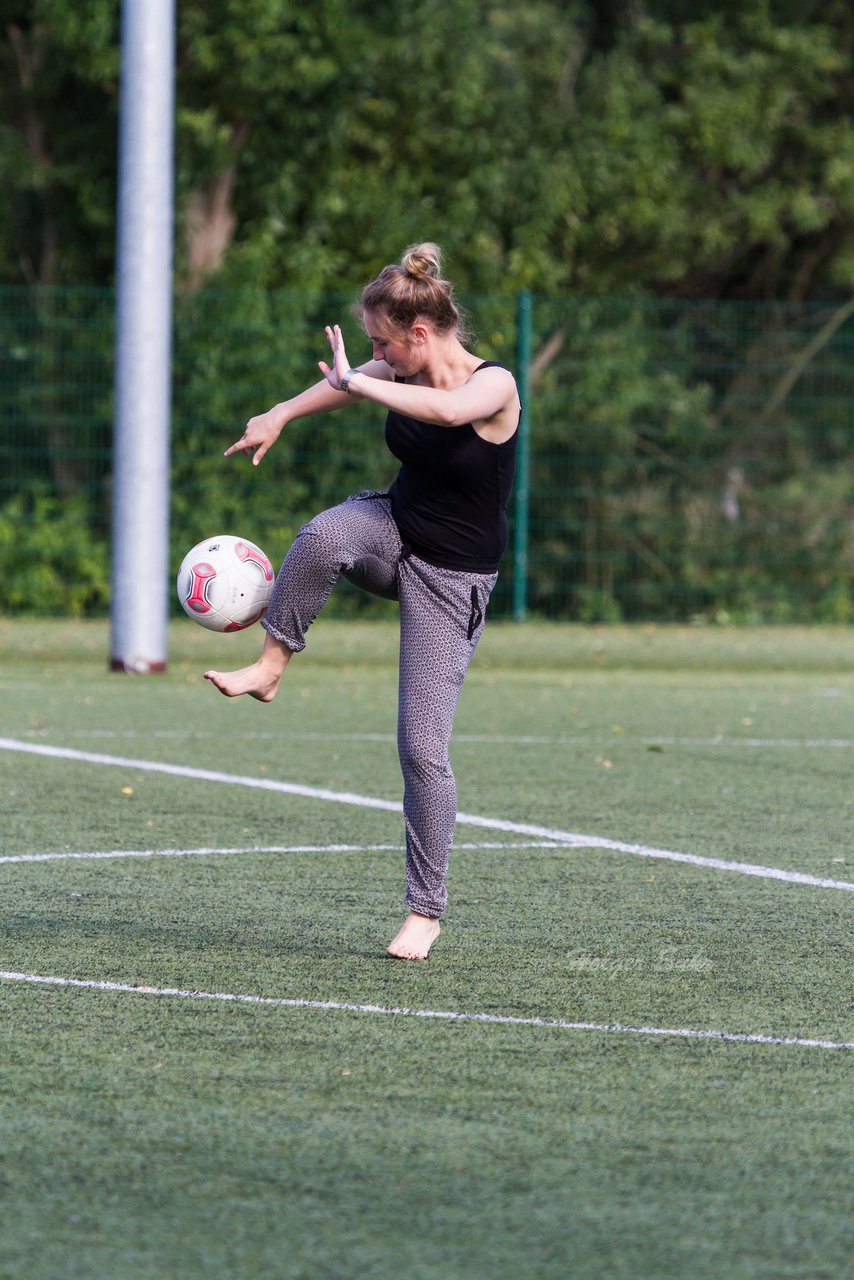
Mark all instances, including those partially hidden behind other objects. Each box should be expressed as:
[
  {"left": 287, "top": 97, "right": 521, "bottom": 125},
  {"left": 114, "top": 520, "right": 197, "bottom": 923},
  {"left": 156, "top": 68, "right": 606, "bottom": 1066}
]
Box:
[{"left": 261, "top": 492, "right": 497, "bottom": 918}]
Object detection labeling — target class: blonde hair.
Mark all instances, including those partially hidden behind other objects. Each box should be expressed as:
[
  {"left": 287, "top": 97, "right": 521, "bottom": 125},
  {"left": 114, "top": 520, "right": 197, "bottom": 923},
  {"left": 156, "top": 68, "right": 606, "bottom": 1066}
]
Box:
[{"left": 355, "top": 242, "right": 472, "bottom": 346}]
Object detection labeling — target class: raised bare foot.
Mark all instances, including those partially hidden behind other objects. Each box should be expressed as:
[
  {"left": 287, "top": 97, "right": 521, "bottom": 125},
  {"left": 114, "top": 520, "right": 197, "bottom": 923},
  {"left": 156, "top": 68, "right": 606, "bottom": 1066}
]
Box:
[
  {"left": 386, "top": 912, "right": 441, "bottom": 961},
  {"left": 204, "top": 635, "right": 292, "bottom": 701},
  {"left": 203, "top": 659, "right": 282, "bottom": 701}
]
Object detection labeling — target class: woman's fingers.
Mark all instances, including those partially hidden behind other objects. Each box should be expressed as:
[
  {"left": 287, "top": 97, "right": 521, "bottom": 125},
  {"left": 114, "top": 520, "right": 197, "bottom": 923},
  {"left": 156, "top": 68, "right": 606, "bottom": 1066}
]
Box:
[
  {"left": 223, "top": 425, "right": 270, "bottom": 463},
  {"left": 324, "top": 324, "right": 349, "bottom": 379}
]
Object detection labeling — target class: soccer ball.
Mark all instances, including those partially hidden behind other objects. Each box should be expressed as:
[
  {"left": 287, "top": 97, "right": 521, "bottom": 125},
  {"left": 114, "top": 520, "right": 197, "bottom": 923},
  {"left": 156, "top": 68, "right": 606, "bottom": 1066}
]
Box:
[{"left": 177, "top": 534, "right": 275, "bottom": 632}]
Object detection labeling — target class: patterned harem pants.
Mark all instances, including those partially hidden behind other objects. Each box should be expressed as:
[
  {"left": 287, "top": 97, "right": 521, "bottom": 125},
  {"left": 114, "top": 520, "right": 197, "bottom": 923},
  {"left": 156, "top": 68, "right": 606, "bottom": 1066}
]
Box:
[{"left": 261, "top": 492, "right": 497, "bottom": 918}]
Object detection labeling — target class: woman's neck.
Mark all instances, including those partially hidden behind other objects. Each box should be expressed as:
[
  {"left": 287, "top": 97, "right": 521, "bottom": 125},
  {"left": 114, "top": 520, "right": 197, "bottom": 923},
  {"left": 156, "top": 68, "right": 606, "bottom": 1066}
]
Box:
[{"left": 415, "top": 337, "right": 479, "bottom": 389}]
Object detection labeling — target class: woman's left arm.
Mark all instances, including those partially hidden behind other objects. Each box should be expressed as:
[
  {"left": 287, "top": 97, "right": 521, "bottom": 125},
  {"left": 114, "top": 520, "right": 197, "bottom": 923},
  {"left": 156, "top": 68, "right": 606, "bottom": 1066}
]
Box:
[
  {"left": 320, "top": 324, "right": 517, "bottom": 426},
  {"left": 352, "top": 364, "right": 516, "bottom": 426}
]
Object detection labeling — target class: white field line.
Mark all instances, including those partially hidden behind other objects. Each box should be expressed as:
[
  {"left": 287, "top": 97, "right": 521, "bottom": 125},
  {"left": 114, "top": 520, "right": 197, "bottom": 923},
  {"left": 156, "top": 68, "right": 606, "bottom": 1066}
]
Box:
[
  {"left": 0, "top": 840, "right": 562, "bottom": 867},
  {"left": 1, "top": 736, "right": 853, "bottom": 893},
  {"left": 643, "top": 736, "right": 854, "bottom": 749},
  {"left": 12, "top": 727, "right": 854, "bottom": 748},
  {"left": 0, "top": 969, "right": 851, "bottom": 1051}
]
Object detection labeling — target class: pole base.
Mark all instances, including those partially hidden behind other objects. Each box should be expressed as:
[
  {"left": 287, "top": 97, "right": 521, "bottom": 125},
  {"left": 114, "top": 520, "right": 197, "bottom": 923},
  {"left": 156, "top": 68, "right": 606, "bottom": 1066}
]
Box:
[{"left": 109, "top": 657, "right": 168, "bottom": 674}]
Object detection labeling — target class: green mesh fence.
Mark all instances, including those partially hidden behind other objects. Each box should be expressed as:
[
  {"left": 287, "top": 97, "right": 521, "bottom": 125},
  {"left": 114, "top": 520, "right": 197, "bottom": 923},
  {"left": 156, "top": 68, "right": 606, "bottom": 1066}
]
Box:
[
  {"left": 524, "top": 296, "right": 854, "bottom": 622},
  {"left": 1, "top": 286, "right": 853, "bottom": 621}
]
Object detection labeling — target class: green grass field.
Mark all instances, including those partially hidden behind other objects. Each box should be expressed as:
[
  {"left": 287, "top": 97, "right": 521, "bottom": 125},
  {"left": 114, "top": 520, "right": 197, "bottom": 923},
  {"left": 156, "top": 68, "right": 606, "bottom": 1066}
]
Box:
[{"left": 1, "top": 619, "right": 852, "bottom": 1280}]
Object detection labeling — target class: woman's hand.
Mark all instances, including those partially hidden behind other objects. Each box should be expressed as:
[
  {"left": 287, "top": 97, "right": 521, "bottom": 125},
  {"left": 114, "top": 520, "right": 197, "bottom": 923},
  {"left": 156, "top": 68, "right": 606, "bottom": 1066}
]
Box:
[
  {"left": 318, "top": 324, "right": 352, "bottom": 389},
  {"left": 224, "top": 340, "right": 370, "bottom": 466},
  {"left": 223, "top": 405, "right": 286, "bottom": 467}
]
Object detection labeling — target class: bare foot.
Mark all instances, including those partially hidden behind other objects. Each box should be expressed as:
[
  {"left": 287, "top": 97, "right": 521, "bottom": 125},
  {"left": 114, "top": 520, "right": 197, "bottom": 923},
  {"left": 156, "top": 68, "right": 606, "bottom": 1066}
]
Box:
[
  {"left": 204, "top": 658, "right": 283, "bottom": 701},
  {"left": 204, "top": 634, "right": 292, "bottom": 700},
  {"left": 386, "top": 912, "right": 441, "bottom": 961}
]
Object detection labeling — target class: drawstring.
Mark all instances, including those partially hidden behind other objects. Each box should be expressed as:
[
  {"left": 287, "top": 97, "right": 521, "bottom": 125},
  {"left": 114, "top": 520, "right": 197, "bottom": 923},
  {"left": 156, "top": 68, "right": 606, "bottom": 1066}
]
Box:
[
  {"left": 395, "top": 542, "right": 412, "bottom": 591},
  {"left": 467, "top": 585, "right": 483, "bottom": 640}
]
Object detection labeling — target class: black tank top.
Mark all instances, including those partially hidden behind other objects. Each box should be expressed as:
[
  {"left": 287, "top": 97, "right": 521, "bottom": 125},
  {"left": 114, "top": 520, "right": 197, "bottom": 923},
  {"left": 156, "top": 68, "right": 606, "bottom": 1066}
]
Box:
[{"left": 385, "top": 361, "right": 519, "bottom": 573}]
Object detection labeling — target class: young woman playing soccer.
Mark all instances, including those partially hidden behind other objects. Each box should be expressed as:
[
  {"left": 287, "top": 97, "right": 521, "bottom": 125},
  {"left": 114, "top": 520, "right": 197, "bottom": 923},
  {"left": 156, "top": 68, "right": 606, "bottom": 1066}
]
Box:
[{"left": 204, "top": 243, "right": 520, "bottom": 960}]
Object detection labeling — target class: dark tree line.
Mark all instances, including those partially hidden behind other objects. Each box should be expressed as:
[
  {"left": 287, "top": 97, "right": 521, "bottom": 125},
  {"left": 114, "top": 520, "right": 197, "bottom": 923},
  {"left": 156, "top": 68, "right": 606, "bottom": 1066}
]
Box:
[{"left": 2, "top": 1, "right": 852, "bottom": 300}]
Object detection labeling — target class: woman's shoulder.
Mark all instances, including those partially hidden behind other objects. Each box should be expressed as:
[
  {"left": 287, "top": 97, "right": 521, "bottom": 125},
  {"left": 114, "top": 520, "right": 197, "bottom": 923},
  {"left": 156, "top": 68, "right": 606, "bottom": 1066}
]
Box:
[
  {"left": 471, "top": 359, "right": 510, "bottom": 373},
  {"left": 468, "top": 359, "right": 517, "bottom": 391}
]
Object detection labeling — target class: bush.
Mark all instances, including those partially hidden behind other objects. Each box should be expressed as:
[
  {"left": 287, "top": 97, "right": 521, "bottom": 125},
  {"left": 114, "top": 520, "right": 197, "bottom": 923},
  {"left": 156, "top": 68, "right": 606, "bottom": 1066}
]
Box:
[{"left": 0, "top": 491, "right": 109, "bottom": 616}]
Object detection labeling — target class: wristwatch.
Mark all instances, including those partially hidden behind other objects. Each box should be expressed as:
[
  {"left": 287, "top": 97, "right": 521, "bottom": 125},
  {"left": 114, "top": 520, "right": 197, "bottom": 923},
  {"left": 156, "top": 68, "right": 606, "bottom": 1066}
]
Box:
[{"left": 340, "top": 368, "right": 359, "bottom": 394}]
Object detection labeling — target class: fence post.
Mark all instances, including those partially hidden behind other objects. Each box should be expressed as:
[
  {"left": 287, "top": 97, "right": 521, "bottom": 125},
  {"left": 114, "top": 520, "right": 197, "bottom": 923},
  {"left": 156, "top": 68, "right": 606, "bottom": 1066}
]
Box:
[{"left": 513, "top": 288, "right": 532, "bottom": 622}]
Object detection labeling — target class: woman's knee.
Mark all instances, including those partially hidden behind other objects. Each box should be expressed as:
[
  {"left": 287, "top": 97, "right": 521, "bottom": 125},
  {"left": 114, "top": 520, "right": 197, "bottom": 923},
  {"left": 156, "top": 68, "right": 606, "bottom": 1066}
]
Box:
[{"left": 398, "top": 726, "right": 451, "bottom": 783}]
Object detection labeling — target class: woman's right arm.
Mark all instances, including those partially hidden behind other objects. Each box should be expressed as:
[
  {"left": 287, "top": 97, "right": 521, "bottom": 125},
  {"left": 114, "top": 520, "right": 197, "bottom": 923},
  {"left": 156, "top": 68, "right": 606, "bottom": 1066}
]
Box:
[{"left": 225, "top": 358, "right": 393, "bottom": 467}]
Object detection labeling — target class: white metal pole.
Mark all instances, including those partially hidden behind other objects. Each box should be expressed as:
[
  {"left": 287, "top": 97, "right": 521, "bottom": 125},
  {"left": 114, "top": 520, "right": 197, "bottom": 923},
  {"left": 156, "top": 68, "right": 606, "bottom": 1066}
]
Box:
[{"left": 110, "top": 0, "right": 176, "bottom": 672}]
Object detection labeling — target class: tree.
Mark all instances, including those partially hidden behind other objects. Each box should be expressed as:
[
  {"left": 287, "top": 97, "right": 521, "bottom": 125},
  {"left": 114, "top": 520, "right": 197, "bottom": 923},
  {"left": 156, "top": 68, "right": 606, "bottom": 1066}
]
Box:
[
  {"left": 0, "top": 1, "right": 118, "bottom": 286},
  {"left": 1, "top": 1, "right": 853, "bottom": 298},
  {"left": 567, "top": 1, "right": 854, "bottom": 299}
]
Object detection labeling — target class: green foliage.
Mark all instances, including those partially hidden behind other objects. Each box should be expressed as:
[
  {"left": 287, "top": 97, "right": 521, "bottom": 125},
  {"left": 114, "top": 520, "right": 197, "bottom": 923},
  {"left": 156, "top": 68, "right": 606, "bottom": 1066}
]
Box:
[
  {"left": 518, "top": 296, "right": 854, "bottom": 622},
  {"left": 569, "top": 3, "right": 854, "bottom": 297},
  {"left": 0, "top": 1, "right": 119, "bottom": 284},
  {"left": 2, "top": 1, "right": 853, "bottom": 297},
  {"left": 2, "top": 0, "right": 854, "bottom": 622},
  {"left": 0, "top": 488, "right": 109, "bottom": 615}
]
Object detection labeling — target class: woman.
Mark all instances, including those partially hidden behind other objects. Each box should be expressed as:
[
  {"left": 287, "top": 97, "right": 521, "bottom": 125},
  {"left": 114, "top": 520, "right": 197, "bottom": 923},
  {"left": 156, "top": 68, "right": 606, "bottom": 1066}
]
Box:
[{"left": 205, "top": 243, "right": 520, "bottom": 960}]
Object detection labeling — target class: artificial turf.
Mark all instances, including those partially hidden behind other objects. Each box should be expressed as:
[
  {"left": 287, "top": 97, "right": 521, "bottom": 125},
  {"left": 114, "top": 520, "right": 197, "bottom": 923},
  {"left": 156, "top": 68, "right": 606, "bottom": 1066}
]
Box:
[{"left": 0, "top": 619, "right": 852, "bottom": 1279}]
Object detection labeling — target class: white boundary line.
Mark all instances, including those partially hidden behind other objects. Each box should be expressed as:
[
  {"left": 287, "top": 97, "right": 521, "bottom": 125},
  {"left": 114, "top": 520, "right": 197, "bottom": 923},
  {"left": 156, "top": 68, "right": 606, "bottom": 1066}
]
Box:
[
  {"left": 0, "top": 969, "right": 850, "bottom": 1050},
  {"left": 0, "top": 840, "right": 562, "bottom": 866},
  {"left": 2, "top": 736, "right": 853, "bottom": 892},
  {"left": 11, "top": 727, "right": 854, "bottom": 748}
]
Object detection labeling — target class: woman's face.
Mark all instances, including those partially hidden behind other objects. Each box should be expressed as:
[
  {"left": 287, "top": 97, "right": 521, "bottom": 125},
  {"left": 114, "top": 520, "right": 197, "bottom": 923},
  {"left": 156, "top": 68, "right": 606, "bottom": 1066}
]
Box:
[{"left": 362, "top": 310, "right": 417, "bottom": 373}]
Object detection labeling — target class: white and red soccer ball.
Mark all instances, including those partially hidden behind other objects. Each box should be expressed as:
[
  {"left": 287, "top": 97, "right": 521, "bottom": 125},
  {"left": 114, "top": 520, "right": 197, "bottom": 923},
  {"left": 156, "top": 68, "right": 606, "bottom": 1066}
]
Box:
[{"left": 177, "top": 534, "right": 275, "bottom": 632}]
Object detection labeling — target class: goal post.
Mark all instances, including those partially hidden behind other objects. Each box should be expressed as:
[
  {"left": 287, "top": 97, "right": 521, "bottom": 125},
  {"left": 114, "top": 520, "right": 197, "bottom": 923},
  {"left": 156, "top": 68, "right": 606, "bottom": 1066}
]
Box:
[{"left": 110, "top": 0, "right": 176, "bottom": 673}]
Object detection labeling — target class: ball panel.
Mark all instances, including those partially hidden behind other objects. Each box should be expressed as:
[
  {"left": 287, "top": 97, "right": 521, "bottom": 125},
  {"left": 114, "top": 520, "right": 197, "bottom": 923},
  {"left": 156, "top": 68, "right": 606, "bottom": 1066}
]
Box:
[
  {"left": 183, "top": 561, "right": 217, "bottom": 616},
  {"left": 234, "top": 539, "right": 274, "bottom": 582}
]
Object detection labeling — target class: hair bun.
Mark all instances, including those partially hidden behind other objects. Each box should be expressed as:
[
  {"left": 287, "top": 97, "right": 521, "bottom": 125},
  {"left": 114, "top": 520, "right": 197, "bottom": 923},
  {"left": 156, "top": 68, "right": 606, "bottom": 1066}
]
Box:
[
  {"left": 400, "top": 242, "right": 443, "bottom": 280},
  {"left": 357, "top": 241, "right": 471, "bottom": 344}
]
